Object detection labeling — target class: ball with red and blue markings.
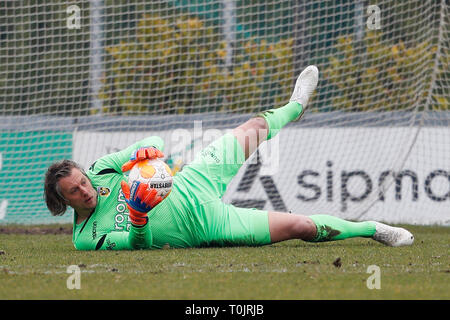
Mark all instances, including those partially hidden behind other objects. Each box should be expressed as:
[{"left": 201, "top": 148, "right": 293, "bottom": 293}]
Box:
[{"left": 128, "top": 158, "right": 173, "bottom": 200}]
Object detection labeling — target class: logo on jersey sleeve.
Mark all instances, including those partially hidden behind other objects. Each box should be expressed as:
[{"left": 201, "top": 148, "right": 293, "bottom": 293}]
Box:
[{"left": 97, "top": 186, "right": 111, "bottom": 197}]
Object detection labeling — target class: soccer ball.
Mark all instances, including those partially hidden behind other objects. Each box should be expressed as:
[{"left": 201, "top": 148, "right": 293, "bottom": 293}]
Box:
[{"left": 128, "top": 158, "right": 173, "bottom": 200}]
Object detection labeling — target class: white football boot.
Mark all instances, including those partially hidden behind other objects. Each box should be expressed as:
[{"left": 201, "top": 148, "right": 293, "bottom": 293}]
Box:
[
  {"left": 290, "top": 65, "right": 319, "bottom": 120},
  {"left": 371, "top": 221, "right": 414, "bottom": 247}
]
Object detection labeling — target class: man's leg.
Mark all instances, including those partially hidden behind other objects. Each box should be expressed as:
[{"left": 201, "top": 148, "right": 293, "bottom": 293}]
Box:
[
  {"left": 268, "top": 211, "right": 317, "bottom": 242},
  {"left": 268, "top": 212, "right": 375, "bottom": 243},
  {"left": 268, "top": 212, "right": 414, "bottom": 247},
  {"left": 232, "top": 117, "right": 268, "bottom": 160},
  {"left": 232, "top": 65, "right": 319, "bottom": 158},
  {"left": 259, "top": 65, "right": 319, "bottom": 139},
  {"left": 231, "top": 65, "right": 414, "bottom": 247}
]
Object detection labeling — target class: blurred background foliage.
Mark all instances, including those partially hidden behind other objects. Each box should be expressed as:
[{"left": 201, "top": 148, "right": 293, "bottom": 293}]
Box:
[
  {"left": 0, "top": 1, "right": 91, "bottom": 116},
  {"left": 325, "top": 31, "right": 448, "bottom": 112},
  {"left": 0, "top": 0, "right": 447, "bottom": 116},
  {"left": 98, "top": 13, "right": 293, "bottom": 115}
]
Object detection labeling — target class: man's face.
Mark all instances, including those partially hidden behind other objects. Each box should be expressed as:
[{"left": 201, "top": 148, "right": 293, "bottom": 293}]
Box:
[{"left": 58, "top": 167, "right": 97, "bottom": 213}]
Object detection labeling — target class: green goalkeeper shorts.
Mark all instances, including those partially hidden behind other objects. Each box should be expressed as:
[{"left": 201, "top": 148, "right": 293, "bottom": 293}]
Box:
[{"left": 149, "top": 133, "right": 272, "bottom": 248}]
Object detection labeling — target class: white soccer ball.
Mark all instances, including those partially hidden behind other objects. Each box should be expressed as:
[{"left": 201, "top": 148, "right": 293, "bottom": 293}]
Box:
[{"left": 128, "top": 158, "right": 173, "bottom": 200}]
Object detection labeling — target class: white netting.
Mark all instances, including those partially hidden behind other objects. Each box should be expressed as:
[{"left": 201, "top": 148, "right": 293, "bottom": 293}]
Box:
[{"left": 0, "top": 0, "right": 448, "bottom": 224}]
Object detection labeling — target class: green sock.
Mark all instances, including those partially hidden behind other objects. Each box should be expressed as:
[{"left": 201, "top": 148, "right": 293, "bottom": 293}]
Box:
[
  {"left": 308, "top": 215, "right": 376, "bottom": 242},
  {"left": 257, "top": 101, "right": 302, "bottom": 140}
]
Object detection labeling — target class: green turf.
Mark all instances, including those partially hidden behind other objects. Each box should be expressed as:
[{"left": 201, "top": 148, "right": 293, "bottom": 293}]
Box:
[{"left": 0, "top": 224, "right": 448, "bottom": 300}]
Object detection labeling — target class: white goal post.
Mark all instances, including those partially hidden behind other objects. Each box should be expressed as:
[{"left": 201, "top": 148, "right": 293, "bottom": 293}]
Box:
[{"left": 0, "top": 0, "right": 448, "bottom": 225}]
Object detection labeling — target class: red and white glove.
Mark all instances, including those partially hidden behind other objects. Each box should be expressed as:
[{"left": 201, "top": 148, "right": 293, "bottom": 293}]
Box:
[
  {"left": 121, "top": 180, "right": 163, "bottom": 227},
  {"left": 121, "top": 146, "right": 164, "bottom": 173}
]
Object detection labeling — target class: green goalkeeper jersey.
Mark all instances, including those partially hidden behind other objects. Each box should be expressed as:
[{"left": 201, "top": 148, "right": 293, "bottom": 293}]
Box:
[{"left": 73, "top": 133, "right": 271, "bottom": 250}]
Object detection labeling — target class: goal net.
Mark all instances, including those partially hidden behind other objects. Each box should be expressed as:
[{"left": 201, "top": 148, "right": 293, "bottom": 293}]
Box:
[{"left": 0, "top": 0, "right": 448, "bottom": 225}]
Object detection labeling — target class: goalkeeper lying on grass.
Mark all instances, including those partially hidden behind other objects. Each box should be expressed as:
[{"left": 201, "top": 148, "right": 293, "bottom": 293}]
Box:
[{"left": 44, "top": 65, "right": 414, "bottom": 251}]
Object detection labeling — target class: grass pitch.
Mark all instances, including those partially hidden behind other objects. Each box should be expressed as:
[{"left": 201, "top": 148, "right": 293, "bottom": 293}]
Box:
[{"left": 0, "top": 224, "right": 448, "bottom": 300}]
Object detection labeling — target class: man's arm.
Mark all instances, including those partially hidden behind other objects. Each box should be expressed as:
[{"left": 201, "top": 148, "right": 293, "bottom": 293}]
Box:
[
  {"left": 75, "top": 136, "right": 164, "bottom": 251},
  {"left": 89, "top": 136, "right": 165, "bottom": 176},
  {"left": 74, "top": 223, "right": 153, "bottom": 250}
]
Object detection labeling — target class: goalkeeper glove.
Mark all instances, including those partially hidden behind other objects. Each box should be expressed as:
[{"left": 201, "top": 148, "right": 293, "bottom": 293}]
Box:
[
  {"left": 121, "top": 146, "right": 164, "bottom": 172},
  {"left": 121, "top": 180, "right": 163, "bottom": 227}
]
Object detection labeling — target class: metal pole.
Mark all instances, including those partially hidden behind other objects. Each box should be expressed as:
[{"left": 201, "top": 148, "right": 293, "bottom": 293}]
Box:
[
  {"left": 89, "top": 0, "right": 104, "bottom": 114},
  {"left": 294, "top": 0, "right": 308, "bottom": 75},
  {"left": 355, "top": 0, "right": 364, "bottom": 41},
  {"left": 222, "top": 0, "right": 236, "bottom": 70}
]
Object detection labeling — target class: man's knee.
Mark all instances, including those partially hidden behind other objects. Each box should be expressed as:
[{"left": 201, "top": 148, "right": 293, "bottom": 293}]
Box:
[
  {"left": 232, "top": 117, "right": 268, "bottom": 158},
  {"left": 268, "top": 212, "right": 317, "bottom": 242},
  {"left": 237, "top": 117, "right": 268, "bottom": 141},
  {"left": 251, "top": 116, "right": 269, "bottom": 131},
  {"left": 295, "top": 216, "right": 317, "bottom": 240},
  {"left": 286, "top": 215, "right": 317, "bottom": 241}
]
